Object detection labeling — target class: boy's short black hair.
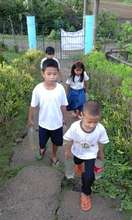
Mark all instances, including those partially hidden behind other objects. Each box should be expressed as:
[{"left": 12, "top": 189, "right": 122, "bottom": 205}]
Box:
[
  {"left": 45, "top": 46, "right": 55, "bottom": 55},
  {"left": 42, "top": 58, "right": 59, "bottom": 71},
  {"left": 83, "top": 100, "right": 101, "bottom": 116}
]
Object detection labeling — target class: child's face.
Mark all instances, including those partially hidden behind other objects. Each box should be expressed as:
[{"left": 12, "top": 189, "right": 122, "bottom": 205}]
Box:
[
  {"left": 81, "top": 112, "right": 100, "bottom": 132},
  {"left": 74, "top": 68, "right": 83, "bottom": 76},
  {"left": 42, "top": 67, "right": 58, "bottom": 83},
  {"left": 47, "top": 54, "right": 54, "bottom": 59}
]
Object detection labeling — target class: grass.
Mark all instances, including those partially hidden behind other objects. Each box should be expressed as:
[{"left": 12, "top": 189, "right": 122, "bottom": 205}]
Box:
[{"left": 2, "top": 50, "right": 24, "bottom": 63}]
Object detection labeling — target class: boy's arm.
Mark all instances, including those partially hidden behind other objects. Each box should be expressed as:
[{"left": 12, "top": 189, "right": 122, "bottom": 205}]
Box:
[
  {"left": 84, "top": 81, "right": 88, "bottom": 92},
  {"left": 61, "top": 105, "right": 67, "bottom": 125},
  {"left": 28, "top": 106, "right": 37, "bottom": 127},
  {"left": 97, "top": 143, "right": 104, "bottom": 161},
  {"left": 64, "top": 140, "right": 73, "bottom": 159},
  {"left": 66, "top": 84, "right": 70, "bottom": 94}
]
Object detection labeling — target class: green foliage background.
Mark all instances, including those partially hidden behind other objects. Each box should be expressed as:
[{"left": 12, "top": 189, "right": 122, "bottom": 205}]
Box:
[{"left": 83, "top": 51, "right": 132, "bottom": 211}]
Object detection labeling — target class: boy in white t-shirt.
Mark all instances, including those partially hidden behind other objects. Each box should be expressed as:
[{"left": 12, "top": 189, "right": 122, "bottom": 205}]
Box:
[
  {"left": 64, "top": 100, "right": 109, "bottom": 211},
  {"left": 28, "top": 59, "right": 68, "bottom": 164}
]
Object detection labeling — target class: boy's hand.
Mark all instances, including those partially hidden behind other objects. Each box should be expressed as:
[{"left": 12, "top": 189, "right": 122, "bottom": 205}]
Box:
[
  {"left": 28, "top": 106, "right": 36, "bottom": 128},
  {"left": 65, "top": 150, "right": 72, "bottom": 160},
  {"left": 63, "top": 121, "right": 67, "bottom": 131},
  {"left": 28, "top": 119, "right": 34, "bottom": 127},
  {"left": 64, "top": 140, "right": 73, "bottom": 159},
  {"left": 98, "top": 143, "right": 104, "bottom": 161}
]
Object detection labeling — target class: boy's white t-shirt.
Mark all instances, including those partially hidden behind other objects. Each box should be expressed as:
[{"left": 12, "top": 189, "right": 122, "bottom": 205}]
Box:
[
  {"left": 31, "top": 82, "right": 68, "bottom": 130},
  {"left": 40, "top": 57, "right": 60, "bottom": 70},
  {"left": 63, "top": 120, "right": 109, "bottom": 160},
  {"left": 66, "top": 71, "right": 89, "bottom": 90}
]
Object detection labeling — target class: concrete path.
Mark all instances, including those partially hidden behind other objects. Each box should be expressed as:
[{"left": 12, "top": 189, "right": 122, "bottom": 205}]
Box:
[{"left": 0, "top": 60, "right": 126, "bottom": 220}]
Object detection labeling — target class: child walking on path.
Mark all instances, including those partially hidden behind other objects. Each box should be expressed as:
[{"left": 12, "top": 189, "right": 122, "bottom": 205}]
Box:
[
  {"left": 28, "top": 59, "right": 68, "bottom": 165},
  {"left": 64, "top": 100, "right": 109, "bottom": 211},
  {"left": 66, "top": 61, "right": 89, "bottom": 119},
  {"left": 40, "top": 46, "right": 62, "bottom": 82},
  {"left": 40, "top": 46, "right": 60, "bottom": 70}
]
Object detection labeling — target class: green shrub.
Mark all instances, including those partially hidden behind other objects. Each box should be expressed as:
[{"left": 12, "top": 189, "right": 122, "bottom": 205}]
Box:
[
  {"left": 97, "top": 12, "right": 119, "bottom": 40},
  {"left": 47, "top": 29, "right": 60, "bottom": 40},
  {"left": 122, "top": 77, "right": 132, "bottom": 98},
  {"left": 0, "top": 49, "right": 42, "bottom": 184},
  {"left": 0, "top": 42, "right": 7, "bottom": 51},
  {"left": 23, "top": 49, "right": 44, "bottom": 63},
  {"left": 0, "top": 64, "right": 34, "bottom": 124},
  {"left": 11, "top": 49, "right": 44, "bottom": 75},
  {"left": 83, "top": 51, "right": 132, "bottom": 211},
  {"left": 0, "top": 54, "right": 6, "bottom": 64}
]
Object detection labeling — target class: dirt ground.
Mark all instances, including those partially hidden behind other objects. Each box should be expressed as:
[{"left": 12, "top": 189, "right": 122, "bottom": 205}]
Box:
[{"left": 100, "top": 1, "right": 132, "bottom": 19}]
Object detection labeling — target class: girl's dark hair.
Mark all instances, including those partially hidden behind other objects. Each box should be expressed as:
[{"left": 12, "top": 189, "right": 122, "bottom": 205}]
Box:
[
  {"left": 42, "top": 58, "right": 59, "bottom": 71},
  {"left": 70, "top": 61, "right": 85, "bottom": 82},
  {"left": 45, "top": 46, "right": 55, "bottom": 55}
]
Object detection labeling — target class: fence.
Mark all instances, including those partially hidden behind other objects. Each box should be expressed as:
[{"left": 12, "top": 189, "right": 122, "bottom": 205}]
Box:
[{"left": 0, "top": 19, "right": 84, "bottom": 60}]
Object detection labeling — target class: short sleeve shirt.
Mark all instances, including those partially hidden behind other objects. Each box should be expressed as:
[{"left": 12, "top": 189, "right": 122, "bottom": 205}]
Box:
[
  {"left": 66, "top": 71, "right": 89, "bottom": 90},
  {"left": 63, "top": 120, "right": 109, "bottom": 159},
  {"left": 31, "top": 82, "right": 68, "bottom": 130}
]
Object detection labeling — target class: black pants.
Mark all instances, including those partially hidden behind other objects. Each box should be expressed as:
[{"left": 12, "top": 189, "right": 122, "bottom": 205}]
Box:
[{"left": 74, "top": 156, "right": 95, "bottom": 195}]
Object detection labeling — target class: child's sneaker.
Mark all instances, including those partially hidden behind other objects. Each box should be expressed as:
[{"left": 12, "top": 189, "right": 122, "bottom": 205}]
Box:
[
  {"left": 94, "top": 165, "right": 104, "bottom": 180},
  {"left": 74, "top": 163, "right": 84, "bottom": 176},
  {"left": 94, "top": 165, "right": 103, "bottom": 173}
]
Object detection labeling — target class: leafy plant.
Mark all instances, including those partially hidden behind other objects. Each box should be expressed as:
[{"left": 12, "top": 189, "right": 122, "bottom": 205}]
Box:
[
  {"left": 83, "top": 51, "right": 132, "bottom": 211},
  {"left": 0, "top": 64, "right": 34, "bottom": 124},
  {"left": 47, "top": 29, "right": 60, "bottom": 40},
  {"left": 0, "top": 49, "right": 42, "bottom": 184},
  {"left": 96, "top": 11, "right": 119, "bottom": 40}
]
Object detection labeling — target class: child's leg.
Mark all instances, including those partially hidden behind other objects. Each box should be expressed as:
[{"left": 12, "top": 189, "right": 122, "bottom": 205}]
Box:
[
  {"left": 74, "top": 156, "right": 84, "bottom": 176},
  {"left": 50, "top": 127, "right": 63, "bottom": 162},
  {"left": 80, "top": 159, "right": 95, "bottom": 211},
  {"left": 75, "top": 109, "right": 82, "bottom": 119},
  {"left": 52, "top": 144, "right": 58, "bottom": 162},
  {"left": 81, "top": 159, "right": 95, "bottom": 195},
  {"left": 39, "top": 126, "right": 49, "bottom": 156}
]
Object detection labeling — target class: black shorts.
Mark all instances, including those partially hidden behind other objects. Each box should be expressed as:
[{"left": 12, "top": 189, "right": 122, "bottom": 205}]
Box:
[{"left": 39, "top": 126, "right": 63, "bottom": 149}]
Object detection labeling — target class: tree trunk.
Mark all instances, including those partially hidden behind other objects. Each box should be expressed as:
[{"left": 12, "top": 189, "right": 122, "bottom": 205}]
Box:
[
  {"left": 93, "top": 0, "right": 100, "bottom": 47},
  {"left": 8, "top": 15, "right": 18, "bottom": 52}
]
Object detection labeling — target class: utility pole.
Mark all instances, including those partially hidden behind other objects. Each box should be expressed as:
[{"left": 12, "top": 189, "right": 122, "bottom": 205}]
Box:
[
  {"left": 84, "top": 0, "right": 95, "bottom": 54},
  {"left": 93, "top": 0, "right": 100, "bottom": 47},
  {"left": 83, "top": 0, "right": 93, "bottom": 29},
  {"left": 83, "top": 0, "right": 87, "bottom": 30}
]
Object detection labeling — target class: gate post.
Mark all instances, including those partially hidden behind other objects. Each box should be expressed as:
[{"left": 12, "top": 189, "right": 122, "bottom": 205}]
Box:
[
  {"left": 84, "top": 15, "right": 95, "bottom": 54},
  {"left": 59, "top": 28, "right": 62, "bottom": 60},
  {"left": 26, "top": 16, "right": 37, "bottom": 49}
]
